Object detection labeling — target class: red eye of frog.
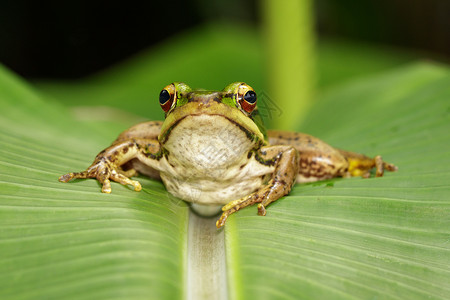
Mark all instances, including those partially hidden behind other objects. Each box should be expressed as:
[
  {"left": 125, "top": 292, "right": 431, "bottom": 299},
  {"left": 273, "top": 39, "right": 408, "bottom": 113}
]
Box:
[
  {"left": 159, "top": 83, "right": 176, "bottom": 113},
  {"left": 237, "top": 83, "right": 257, "bottom": 114}
]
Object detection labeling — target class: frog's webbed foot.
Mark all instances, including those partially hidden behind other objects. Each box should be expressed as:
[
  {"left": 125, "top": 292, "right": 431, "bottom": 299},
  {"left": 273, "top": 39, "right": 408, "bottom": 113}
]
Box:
[
  {"left": 59, "top": 157, "right": 142, "bottom": 193},
  {"left": 216, "top": 145, "right": 299, "bottom": 228}
]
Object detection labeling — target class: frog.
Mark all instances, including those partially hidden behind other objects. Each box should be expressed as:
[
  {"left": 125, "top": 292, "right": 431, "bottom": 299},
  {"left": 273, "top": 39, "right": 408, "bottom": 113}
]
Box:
[{"left": 59, "top": 82, "right": 397, "bottom": 228}]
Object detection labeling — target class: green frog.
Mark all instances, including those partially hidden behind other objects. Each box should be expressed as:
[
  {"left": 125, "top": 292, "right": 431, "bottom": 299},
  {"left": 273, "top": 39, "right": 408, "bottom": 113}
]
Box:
[{"left": 59, "top": 82, "right": 397, "bottom": 228}]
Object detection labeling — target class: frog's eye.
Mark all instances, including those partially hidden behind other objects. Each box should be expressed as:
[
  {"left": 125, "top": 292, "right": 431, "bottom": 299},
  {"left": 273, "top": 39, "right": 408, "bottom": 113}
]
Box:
[
  {"left": 159, "top": 83, "right": 176, "bottom": 113},
  {"left": 236, "top": 83, "right": 257, "bottom": 114}
]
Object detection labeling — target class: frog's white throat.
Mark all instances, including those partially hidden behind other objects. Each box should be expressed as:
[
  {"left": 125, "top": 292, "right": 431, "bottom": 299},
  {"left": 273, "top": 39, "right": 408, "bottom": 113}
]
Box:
[{"left": 163, "top": 114, "right": 255, "bottom": 171}]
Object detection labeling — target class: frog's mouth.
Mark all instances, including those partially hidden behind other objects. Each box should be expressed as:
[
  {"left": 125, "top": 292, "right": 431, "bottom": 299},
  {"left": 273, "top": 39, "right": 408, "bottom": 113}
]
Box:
[{"left": 158, "top": 101, "right": 264, "bottom": 145}]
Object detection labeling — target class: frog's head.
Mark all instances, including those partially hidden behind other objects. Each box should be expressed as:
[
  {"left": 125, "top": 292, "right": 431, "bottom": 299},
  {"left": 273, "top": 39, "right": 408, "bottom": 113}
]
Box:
[{"left": 158, "top": 82, "right": 266, "bottom": 146}]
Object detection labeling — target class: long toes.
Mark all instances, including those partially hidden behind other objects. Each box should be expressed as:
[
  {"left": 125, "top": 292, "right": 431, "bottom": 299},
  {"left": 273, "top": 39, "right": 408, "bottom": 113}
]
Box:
[
  {"left": 59, "top": 171, "right": 90, "bottom": 182},
  {"left": 216, "top": 213, "right": 228, "bottom": 228},
  {"left": 110, "top": 172, "right": 142, "bottom": 192},
  {"left": 132, "top": 181, "right": 142, "bottom": 191},
  {"left": 101, "top": 179, "right": 112, "bottom": 193},
  {"left": 374, "top": 155, "right": 384, "bottom": 177},
  {"left": 222, "top": 198, "right": 244, "bottom": 211},
  {"left": 385, "top": 163, "right": 398, "bottom": 172},
  {"left": 257, "top": 204, "right": 267, "bottom": 216},
  {"left": 59, "top": 173, "right": 74, "bottom": 182},
  {"left": 362, "top": 171, "right": 371, "bottom": 178}
]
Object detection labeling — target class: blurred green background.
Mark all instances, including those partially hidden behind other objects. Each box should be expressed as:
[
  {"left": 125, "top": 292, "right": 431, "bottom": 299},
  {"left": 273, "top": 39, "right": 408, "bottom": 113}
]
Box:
[
  {"left": 1, "top": 0, "right": 448, "bottom": 130},
  {"left": 1, "top": 0, "right": 449, "bottom": 79}
]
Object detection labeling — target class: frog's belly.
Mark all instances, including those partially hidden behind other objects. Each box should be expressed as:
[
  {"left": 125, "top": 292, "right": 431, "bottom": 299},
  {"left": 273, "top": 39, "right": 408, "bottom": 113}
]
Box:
[
  {"left": 161, "top": 173, "right": 264, "bottom": 206},
  {"left": 159, "top": 155, "right": 274, "bottom": 207}
]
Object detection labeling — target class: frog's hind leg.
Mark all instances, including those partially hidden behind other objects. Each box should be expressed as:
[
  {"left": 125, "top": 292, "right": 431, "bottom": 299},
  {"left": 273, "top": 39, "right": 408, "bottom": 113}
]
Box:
[
  {"left": 268, "top": 130, "right": 349, "bottom": 183},
  {"left": 338, "top": 150, "right": 398, "bottom": 178},
  {"left": 267, "top": 130, "right": 397, "bottom": 181}
]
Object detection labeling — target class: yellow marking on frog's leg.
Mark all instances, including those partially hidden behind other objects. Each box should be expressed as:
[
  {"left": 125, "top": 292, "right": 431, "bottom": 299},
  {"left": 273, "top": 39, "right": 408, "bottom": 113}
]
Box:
[
  {"left": 59, "top": 138, "right": 161, "bottom": 193},
  {"left": 216, "top": 145, "right": 298, "bottom": 228},
  {"left": 339, "top": 150, "right": 398, "bottom": 178}
]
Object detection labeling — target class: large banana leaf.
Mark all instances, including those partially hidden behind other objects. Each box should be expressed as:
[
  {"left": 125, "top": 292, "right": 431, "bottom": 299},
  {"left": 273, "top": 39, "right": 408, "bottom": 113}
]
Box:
[
  {"left": 1, "top": 60, "right": 449, "bottom": 299},
  {"left": 225, "top": 63, "right": 450, "bottom": 300}
]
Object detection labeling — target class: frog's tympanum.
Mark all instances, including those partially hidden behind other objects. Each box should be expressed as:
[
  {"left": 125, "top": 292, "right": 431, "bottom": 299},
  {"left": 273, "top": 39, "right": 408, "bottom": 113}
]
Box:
[{"left": 59, "top": 82, "right": 397, "bottom": 228}]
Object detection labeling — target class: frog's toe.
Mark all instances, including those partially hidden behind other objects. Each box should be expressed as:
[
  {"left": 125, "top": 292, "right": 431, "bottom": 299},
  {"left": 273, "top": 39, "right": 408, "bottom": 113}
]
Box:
[
  {"left": 375, "top": 155, "right": 384, "bottom": 177},
  {"left": 217, "top": 202, "right": 245, "bottom": 228},
  {"left": 385, "top": 162, "right": 398, "bottom": 172},
  {"left": 221, "top": 196, "right": 249, "bottom": 211},
  {"left": 110, "top": 172, "right": 142, "bottom": 192},
  {"left": 101, "top": 179, "right": 112, "bottom": 193},
  {"left": 362, "top": 171, "right": 371, "bottom": 178},
  {"left": 374, "top": 155, "right": 398, "bottom": 177},
  {"left": 59, "top": 171, "right": 90, "bottom": 182},
  {"left": 133, "top": 182, "right": 142, "bottom": 192},
  {"left": 216, "top": 213, "right": 229, "bottom": 228},
  {"left": 58, "top": 173, "right": 73, "bottom": 182},
  {"left": 216, "top": 194, "right": 263, "bottom": 228},
  {"left": 257, "top": 203, "right": 267, "bottom": 216}
]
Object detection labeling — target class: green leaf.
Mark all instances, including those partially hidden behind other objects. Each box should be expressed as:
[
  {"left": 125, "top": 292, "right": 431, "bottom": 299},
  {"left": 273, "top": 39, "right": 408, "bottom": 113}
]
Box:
[
  {"left": 1, "top": 54, "right": 449, "bottom": 299},
  {"left": 225, "top": 63, "right": 450, "bottom": 300},
  {"left": 0, "top": 65, "right": 189, "bottom": 299}
]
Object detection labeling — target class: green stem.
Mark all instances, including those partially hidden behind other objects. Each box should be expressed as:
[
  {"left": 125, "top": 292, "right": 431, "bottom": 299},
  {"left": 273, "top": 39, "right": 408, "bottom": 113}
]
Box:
[{"left": 262, "top": 0, "right": 316, "bottom": 130}]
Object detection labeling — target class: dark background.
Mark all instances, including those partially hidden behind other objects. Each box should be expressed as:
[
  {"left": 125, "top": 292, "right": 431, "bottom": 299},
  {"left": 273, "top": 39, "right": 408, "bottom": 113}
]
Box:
[{"left": 1, "top": 0, "right": 449, "bottom": 80}]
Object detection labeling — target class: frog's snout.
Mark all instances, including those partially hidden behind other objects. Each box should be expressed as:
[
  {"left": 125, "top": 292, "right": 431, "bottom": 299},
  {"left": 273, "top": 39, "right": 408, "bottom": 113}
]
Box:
[{"left": 186, "top": 92, "right": 223, "bottom": 106}]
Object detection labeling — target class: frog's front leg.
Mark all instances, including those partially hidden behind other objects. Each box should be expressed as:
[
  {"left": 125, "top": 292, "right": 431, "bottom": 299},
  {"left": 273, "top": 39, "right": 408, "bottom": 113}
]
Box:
[
  {"left": 216, "top": 145, "right": 299, "bottom": 228},
  {"left": 59, "top": 138, "right": 162, "bottom": 193}
]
